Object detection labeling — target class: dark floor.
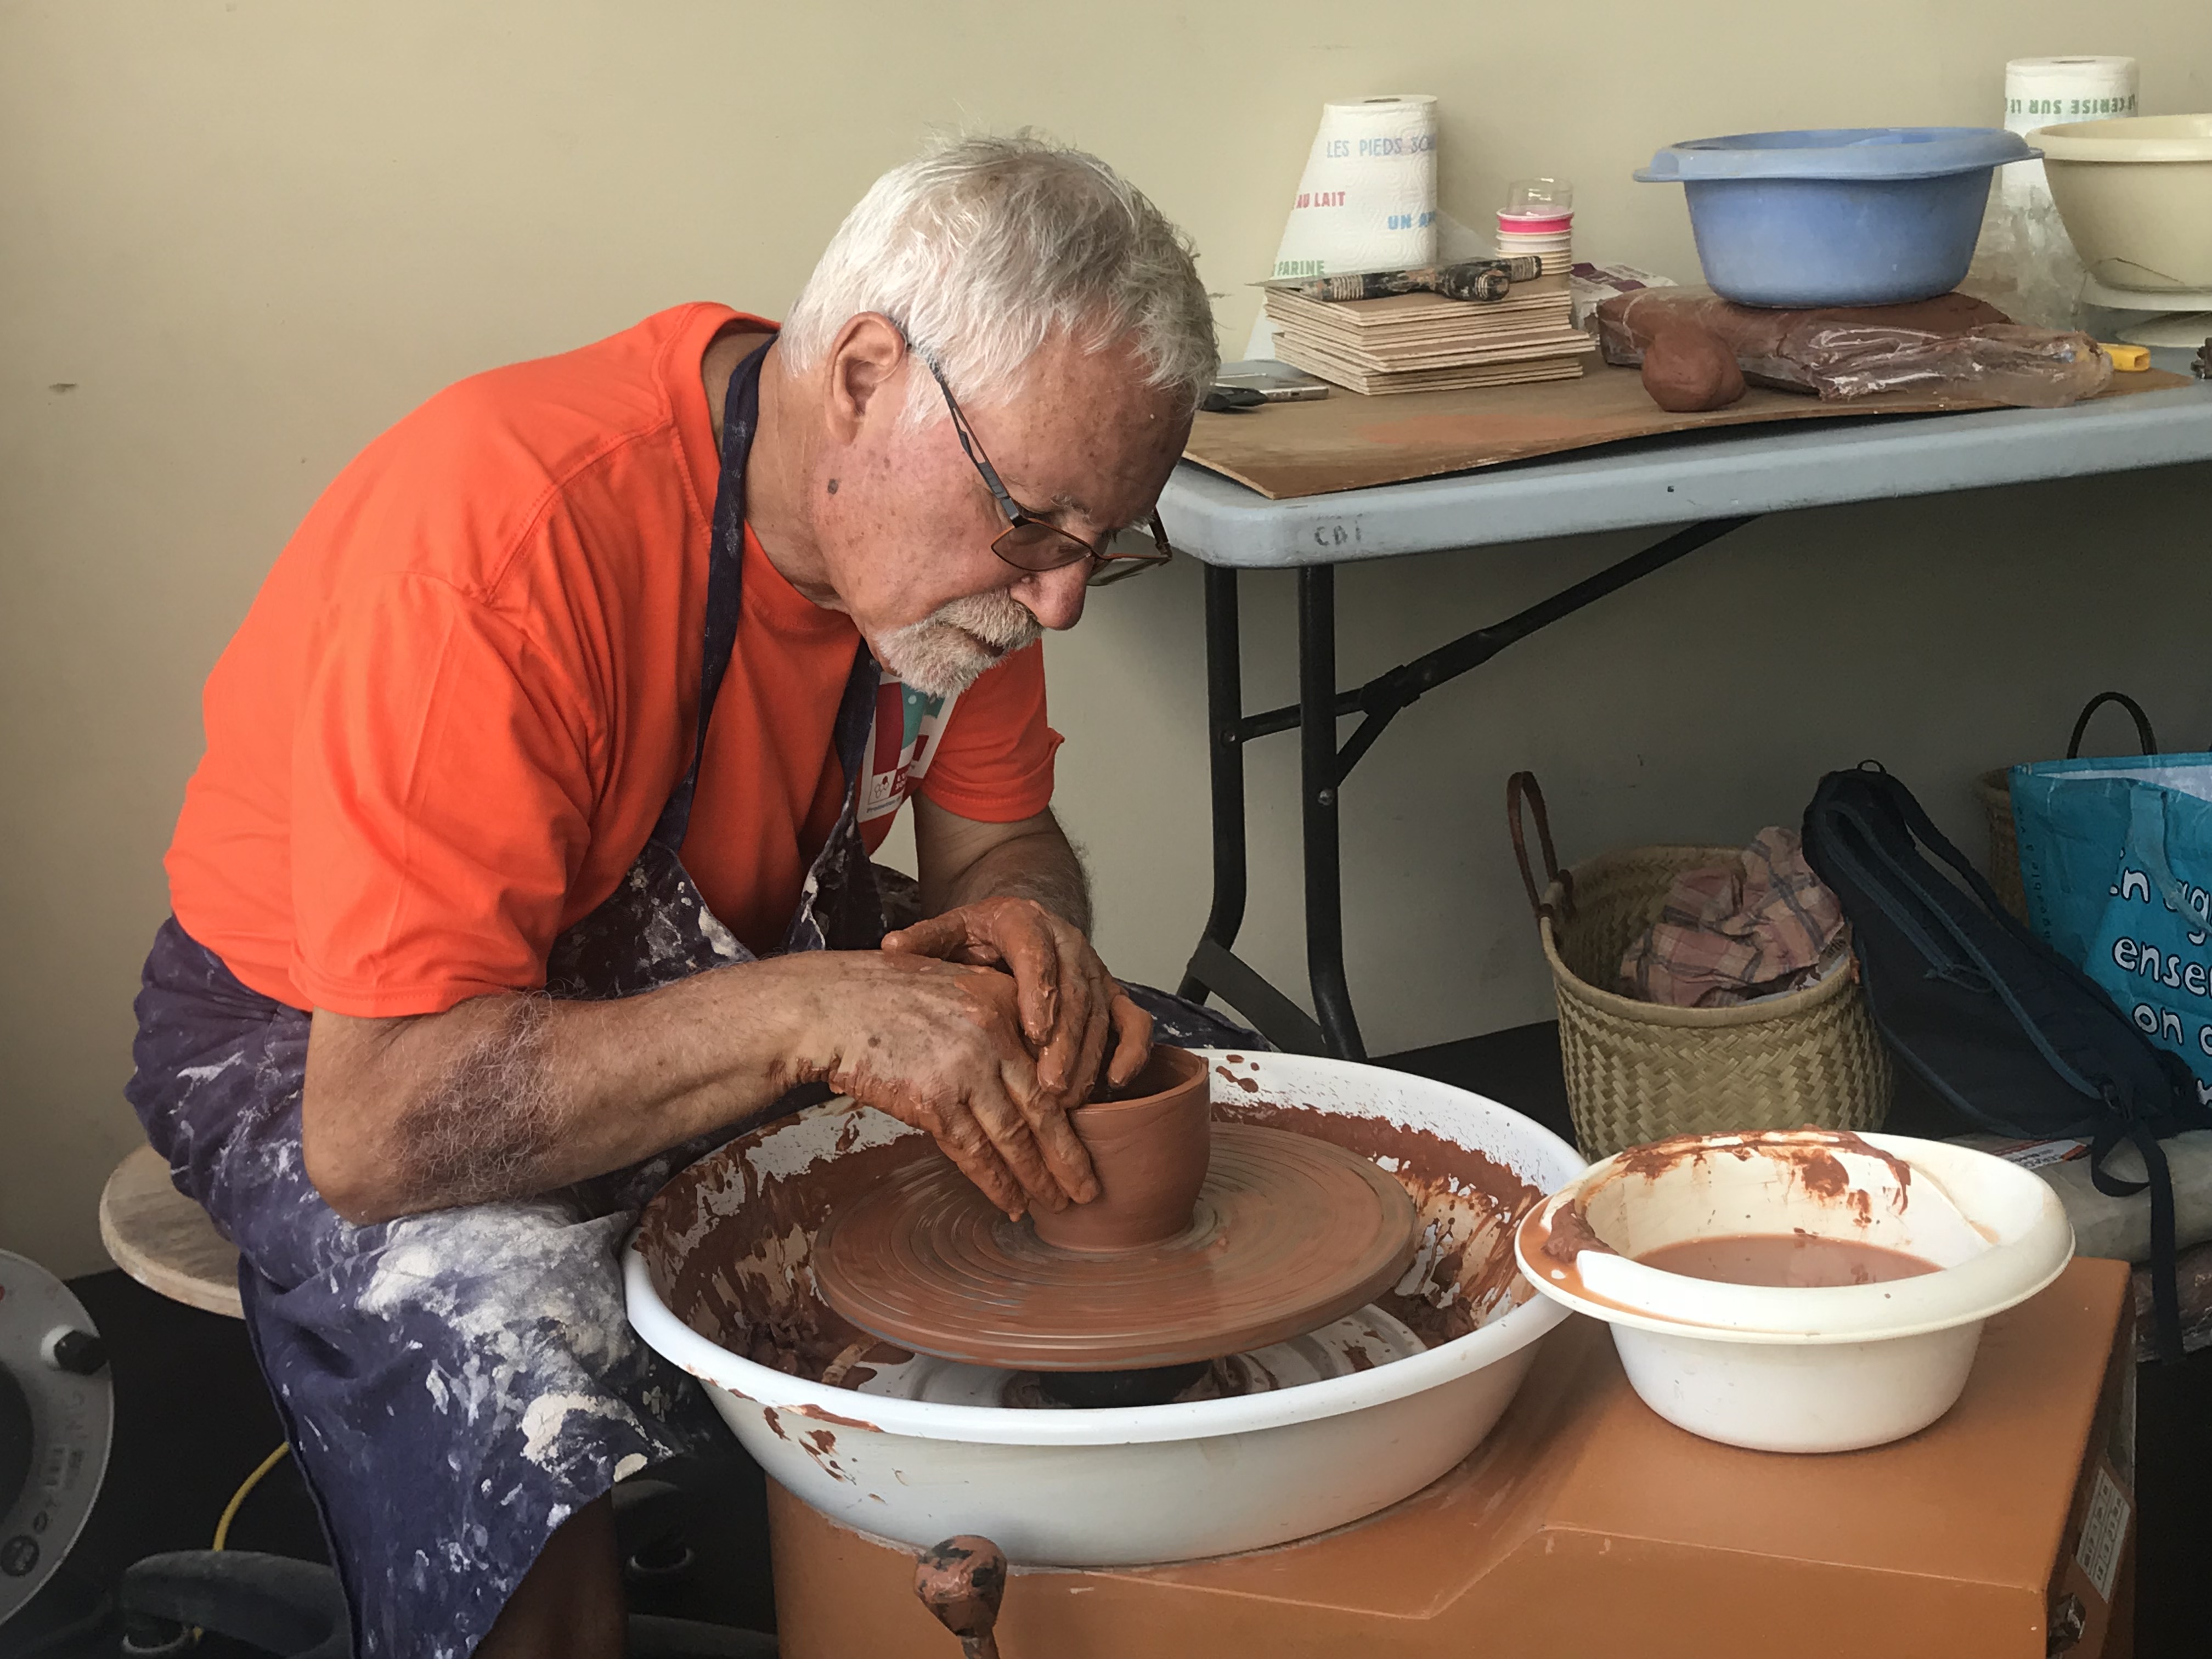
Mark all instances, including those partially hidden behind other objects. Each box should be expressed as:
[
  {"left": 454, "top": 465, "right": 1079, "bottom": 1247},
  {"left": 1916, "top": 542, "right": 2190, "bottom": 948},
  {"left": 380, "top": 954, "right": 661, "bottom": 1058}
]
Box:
[
  {"left": 7, "top": 1286, "right": 777, "bottom": 1656},
  {"left": 8, "top": 1020, "right": 2209, "bottom": 1656}
]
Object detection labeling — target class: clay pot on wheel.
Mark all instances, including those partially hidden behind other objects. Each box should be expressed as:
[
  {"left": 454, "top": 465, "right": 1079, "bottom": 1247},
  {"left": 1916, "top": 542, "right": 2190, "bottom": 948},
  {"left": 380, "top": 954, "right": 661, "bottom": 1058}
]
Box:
[{"left": 1032, "top": 1046, "right": 1211, "bottom": 1254}]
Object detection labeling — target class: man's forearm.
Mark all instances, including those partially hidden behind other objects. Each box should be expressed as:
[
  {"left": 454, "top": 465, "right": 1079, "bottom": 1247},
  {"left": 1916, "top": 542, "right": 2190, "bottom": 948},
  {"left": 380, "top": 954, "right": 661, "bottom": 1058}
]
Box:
[
  {"left": 303, "top": 953, "right": 831, "bottom": 1224},
  {"left": 926, "top": 815, "right": 1093, "bottom": 934}
]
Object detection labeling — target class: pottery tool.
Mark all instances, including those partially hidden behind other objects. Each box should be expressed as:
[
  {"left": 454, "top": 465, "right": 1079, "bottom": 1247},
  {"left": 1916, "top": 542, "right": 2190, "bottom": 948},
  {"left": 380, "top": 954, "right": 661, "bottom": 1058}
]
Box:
[
  {"left": 1261, "top": 256, "right": 1543, "bottom": 304},
  {"left": 1206, "top": 368, "right": 1330, "bottom": 413},
  {"left": 914, "top": 1536, "right": 1007, "bottom": 1659}
]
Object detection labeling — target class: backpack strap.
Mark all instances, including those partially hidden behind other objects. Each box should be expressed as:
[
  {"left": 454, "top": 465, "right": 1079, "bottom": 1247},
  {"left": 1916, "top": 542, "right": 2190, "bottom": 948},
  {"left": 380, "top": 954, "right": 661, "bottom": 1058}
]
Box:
[
  {"left": 2090, "top": 1113, "right": 2184, "bottom": 1359},
  {"left": 1828, "top": 788, "right": 2108, "bottom": 1104},
  {"left": 1864, "top": 770, "right": 2034, "bottom": 944},
  {"left": 1827, "top": 770, "right": 2196, "bottom": 1360},
  {"left": 1865, "top": 771, "right": 2203, "bottom": 1079}
]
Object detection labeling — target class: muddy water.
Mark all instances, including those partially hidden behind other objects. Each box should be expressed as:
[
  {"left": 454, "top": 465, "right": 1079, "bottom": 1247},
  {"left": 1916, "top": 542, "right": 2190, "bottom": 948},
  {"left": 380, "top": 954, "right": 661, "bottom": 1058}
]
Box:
[{"left": 1637, "top": 1234, "right": 1938, "bottom": 1289}]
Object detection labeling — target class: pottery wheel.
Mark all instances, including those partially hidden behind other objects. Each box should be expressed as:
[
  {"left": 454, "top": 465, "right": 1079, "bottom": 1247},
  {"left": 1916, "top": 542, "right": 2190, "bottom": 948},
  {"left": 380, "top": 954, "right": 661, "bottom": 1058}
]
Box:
[{"left": 813, "top": 1123, "right": 1419, "bottom": 1372}]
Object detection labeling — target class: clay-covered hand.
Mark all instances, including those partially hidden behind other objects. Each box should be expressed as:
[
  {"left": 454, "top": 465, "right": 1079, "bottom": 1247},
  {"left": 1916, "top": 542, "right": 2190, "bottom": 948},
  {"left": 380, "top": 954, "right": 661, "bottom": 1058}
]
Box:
[
  {"left": 791, "top": 951, "right": 1099, "bottom": 1218},
  {"left": 882, "top": 896, "right": 1154, "bottom": 1115}
]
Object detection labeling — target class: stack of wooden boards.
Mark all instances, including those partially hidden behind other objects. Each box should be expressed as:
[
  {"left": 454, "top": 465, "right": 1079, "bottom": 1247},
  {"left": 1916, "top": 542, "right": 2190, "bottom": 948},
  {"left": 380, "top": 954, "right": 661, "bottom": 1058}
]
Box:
[{"left": 1266, "top": 274, "right": 1595, "bottom": 396}]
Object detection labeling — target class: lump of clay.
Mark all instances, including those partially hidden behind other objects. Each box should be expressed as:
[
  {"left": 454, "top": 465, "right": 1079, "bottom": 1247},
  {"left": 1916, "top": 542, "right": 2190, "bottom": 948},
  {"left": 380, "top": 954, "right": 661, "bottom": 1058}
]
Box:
[{"left": 1641, "top": 326, "right": 1747, "bottom": 413}]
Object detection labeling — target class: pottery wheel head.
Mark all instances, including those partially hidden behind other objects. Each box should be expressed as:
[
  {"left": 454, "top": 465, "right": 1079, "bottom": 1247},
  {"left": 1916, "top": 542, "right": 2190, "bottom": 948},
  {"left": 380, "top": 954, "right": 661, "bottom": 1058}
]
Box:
[{"left": 813, "top": 1122, "right": 1420, "bottom": 1372}]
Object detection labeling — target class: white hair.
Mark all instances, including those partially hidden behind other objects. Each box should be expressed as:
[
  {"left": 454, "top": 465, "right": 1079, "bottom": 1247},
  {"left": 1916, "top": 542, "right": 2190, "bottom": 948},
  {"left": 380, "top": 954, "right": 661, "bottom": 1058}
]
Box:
[{"left": 782, "top": 131, "right": 1217, "bottom": 423}]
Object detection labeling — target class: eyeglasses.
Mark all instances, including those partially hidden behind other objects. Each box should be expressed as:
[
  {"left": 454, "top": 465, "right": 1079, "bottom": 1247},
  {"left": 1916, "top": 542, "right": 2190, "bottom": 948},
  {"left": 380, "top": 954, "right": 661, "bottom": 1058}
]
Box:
[{"left": 912, "top": 343, "right": 1173, "bottom": 588}]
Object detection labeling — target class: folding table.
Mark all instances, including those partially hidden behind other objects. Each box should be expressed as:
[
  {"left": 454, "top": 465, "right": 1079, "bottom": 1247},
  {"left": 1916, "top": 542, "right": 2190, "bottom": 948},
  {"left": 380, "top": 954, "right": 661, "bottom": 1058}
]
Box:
[{"left": 1160, "top": 374, "right": 2212, "bottom": 1059}]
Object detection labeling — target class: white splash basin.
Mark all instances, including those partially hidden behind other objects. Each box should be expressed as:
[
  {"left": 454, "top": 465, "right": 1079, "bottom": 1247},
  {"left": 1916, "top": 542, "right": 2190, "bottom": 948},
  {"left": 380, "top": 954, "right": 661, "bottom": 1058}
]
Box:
[
  {"left": 1516, "top": 1129, "right": 2074, "bottom": 1453},
  {"left": 624, "top": 1049, "right": 1584, "bottom": 1565}
]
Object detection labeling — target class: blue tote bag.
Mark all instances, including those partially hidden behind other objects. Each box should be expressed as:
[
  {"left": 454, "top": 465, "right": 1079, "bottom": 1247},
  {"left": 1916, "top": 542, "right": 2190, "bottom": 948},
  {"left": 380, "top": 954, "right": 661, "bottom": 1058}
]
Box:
[{"left": 2013, "top": 704, "right": 2212, "bottom": 1107}]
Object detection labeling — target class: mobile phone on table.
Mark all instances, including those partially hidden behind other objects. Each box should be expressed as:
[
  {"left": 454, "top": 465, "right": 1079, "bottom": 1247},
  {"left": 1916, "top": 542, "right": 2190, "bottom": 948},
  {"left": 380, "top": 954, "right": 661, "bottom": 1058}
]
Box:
[{"left": 1212, "top": 368, "right": 1331, "bottom": 402}]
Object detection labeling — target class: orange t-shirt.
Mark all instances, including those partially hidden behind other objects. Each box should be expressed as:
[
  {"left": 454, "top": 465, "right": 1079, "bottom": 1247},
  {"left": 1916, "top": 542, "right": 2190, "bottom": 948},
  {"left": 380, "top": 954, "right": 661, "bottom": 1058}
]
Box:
[{"left": 165, "top": 304, "right": 1061, "bottom": 1016}]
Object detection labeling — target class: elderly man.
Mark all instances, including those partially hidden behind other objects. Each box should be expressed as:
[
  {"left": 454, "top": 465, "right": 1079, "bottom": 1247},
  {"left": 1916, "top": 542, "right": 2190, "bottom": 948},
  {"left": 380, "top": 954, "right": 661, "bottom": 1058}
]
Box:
[{"left": 127, "top": 133, "right": 1240, "bottom": 1656}]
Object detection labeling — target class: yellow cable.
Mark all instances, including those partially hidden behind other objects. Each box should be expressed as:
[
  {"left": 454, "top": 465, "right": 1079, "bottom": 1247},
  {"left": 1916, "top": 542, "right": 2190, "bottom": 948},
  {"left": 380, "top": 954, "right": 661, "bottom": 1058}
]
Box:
[{"left": 212, "top": 1443, "right": 290, "bottom": 1551}]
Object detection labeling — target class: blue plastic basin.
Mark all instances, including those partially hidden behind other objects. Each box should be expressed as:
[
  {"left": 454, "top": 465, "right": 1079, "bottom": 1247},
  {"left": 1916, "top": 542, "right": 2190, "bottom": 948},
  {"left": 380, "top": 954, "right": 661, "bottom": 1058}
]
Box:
[{"left": 1636, "top": 127, "right": 2039, "bottom": 308}]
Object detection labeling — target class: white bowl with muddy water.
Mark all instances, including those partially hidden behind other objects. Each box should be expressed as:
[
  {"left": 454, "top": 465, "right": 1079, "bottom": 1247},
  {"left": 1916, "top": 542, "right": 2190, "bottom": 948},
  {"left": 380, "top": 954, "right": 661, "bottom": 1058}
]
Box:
[
  {"left": 1516, "top": 1130, "right": 2072, "bottom": 1454},
  {"left": 624, "top": 1050, "right": 1584, "bottom": 1566}
]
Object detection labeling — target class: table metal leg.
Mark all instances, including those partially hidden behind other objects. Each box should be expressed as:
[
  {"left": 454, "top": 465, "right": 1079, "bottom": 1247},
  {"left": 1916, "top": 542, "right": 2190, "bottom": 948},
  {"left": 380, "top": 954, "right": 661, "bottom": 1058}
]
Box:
[
  {"left": 1179, "top": 515, "right": 1759, "bottom": 1061},
  {"left": 1178, "top": 567, "right": 1332, "bottom": 1054},
  {"left": 1181, "top": 566, "right": 1247, "bottom": 988},
  {"left": 1300, "top": 567, "right": 1364, "bottom": 1059}
]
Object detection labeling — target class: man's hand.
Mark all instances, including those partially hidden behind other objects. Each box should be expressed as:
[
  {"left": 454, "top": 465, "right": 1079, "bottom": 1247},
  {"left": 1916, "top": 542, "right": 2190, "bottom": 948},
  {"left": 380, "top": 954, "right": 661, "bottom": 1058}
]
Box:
[
  {"left": 787, "top": 950, "right": 1101, "bottom": 1217},
  {"left": 304, "top": 946, "right": 1104, "bottom": 1228},
  {"left": 883, "top": 896, "right": 1153, "bottom": 1114}
]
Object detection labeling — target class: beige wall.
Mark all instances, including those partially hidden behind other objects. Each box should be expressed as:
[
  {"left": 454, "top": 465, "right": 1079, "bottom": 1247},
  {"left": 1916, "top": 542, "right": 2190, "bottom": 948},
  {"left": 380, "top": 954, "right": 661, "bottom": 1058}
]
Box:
[{"left": 5, "top": 2, "right": 2210, "bottom": 1274}]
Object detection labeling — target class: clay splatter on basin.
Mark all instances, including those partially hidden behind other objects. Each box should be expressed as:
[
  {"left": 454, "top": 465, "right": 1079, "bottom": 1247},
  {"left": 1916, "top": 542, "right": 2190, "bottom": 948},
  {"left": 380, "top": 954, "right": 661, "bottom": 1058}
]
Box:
[{"left": 634, "top": 1059, "right": 1551, "bottom": 1389}]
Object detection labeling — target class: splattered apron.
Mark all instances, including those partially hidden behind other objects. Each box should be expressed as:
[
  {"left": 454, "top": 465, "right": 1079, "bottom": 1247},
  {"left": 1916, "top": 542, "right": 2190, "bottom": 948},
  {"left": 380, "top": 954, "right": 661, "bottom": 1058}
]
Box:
[{"left": 126, "top": 342, "right": 1252, "bottom": 1655}]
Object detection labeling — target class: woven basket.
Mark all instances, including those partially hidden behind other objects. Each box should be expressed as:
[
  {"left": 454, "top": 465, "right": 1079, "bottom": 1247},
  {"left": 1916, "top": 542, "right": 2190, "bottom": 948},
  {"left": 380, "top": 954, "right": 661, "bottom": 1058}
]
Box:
[
  {"left": 1975, "top": 768, "right": 2028, "bottom": 922},
  {"left": 1509, "top": 774, "right": 1892, "bottom": 1160},
  {"left": 1979, "top": 692, "right": 2160, "bottom": 927}
]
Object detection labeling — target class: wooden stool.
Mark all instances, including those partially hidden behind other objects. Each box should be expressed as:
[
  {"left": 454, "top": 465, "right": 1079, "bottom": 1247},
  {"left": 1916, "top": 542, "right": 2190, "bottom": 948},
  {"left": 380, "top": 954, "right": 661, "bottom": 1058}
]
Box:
[{"left": 99, "top": 1143, "right": 242, "bottom": 1319}]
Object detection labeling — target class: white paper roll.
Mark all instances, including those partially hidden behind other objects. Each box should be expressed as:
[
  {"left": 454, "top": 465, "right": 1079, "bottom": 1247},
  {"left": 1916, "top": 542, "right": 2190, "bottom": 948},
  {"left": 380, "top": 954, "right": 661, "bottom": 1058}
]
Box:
[
  {"left": 1268, "top": 95, "right": 1438, "bottom": 281},
  {"left": 2002, "top": 55, "right": 2138, "bottom": 205}
]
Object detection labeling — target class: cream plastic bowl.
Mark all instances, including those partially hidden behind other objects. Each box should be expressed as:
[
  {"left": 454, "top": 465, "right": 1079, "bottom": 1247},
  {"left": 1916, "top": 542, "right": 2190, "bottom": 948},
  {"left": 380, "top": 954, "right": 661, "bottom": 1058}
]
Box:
[
  {"left": 2032, "top": 114, "right": 2212, "bottom": 292},
  {"left": 1515, "top": 1130, "right": 2072, "bottom": 1453}
]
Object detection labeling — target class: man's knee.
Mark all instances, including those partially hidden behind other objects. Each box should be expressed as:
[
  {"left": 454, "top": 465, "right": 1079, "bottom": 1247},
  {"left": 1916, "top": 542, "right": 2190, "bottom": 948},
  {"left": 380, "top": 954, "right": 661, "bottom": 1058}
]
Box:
[
  {"left": 476, "top": 1494, "right": 623, "bottom": 1659},
  {"left": 354, "top": 1199, "right": 626, "bottom": 1327}
]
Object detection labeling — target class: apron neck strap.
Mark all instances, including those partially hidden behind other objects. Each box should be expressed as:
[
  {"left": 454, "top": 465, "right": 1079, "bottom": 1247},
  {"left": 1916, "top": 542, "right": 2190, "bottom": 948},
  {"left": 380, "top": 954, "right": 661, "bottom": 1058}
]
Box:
[{"left": 650, "top": 337, "right": 771, "bottom": 851}]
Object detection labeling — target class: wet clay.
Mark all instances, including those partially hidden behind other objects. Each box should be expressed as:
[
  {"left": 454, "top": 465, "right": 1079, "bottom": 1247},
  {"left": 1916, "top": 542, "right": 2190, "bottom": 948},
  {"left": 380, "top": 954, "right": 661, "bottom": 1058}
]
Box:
[
  {"left": 1212, "top": 1089, "right": 1547, "bottom": 1350},
  {"left": 1637, "top": 1234, "right": 1938, "bottom": 1288},
  {"left": 1538, "top": 1199, "right": 1615, "bottom": 1266},
  {"left": 1541, "top": 1127, "right": 1915, "bottom": 1267},
  {"left": 636, "top": 1057, "right": 1551, "bottom": 1394},
  {"left": 1523, "top": 1129, "right": 1926, "bottom": 1314},
  {"left": 1617, "top": 1127, "right": 1911, "bottom": 1229},
  {"left": 1034, "top": 1046, "right": 1210, "bottom": 1253},
  {"left": 1640, "top": 326, "right": 1746, "bottom": 412},
  {"left": 1596, "top": 286, "right": 2015, "bottom": 399},
  {"left": 812, "top": 1122, "right": 1418, "bottom": 1372},
  {"left": 635, "top": 1110, "right": 939, "bottom": 1391}
]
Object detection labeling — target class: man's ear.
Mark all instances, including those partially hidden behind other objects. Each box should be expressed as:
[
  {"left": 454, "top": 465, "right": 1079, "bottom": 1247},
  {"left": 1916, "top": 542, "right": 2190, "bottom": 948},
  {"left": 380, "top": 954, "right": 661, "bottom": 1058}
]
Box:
[{"left": 822, "top": 313, "right": 908, "bottom": 443}]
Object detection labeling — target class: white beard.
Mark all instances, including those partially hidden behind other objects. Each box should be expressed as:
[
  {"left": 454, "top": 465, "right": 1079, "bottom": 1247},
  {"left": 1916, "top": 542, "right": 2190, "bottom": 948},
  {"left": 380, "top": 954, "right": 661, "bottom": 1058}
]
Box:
[{"left": 873, "top": 592, "right": 1043, "bottom": 696}]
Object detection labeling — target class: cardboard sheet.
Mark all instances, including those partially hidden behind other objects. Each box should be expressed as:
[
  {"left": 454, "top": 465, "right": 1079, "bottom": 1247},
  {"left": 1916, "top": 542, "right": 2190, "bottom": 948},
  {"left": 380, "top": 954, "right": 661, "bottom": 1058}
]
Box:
[{"left": 1183, "top": 359, "right": 2192, "bottom": 500}]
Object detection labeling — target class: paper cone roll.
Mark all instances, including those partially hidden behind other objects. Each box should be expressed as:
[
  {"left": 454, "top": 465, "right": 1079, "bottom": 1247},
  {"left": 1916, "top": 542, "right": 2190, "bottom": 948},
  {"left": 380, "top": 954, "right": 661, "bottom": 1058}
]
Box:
[
  {"left": 2001, "top": 55, "right": 2138, "bottom": 205},
  {"left": 1973, "top": 55, "right": 2137, "bottom": 329},
  {"left": 1268, "top": 95, "right": 1438, "bottom": 281}
]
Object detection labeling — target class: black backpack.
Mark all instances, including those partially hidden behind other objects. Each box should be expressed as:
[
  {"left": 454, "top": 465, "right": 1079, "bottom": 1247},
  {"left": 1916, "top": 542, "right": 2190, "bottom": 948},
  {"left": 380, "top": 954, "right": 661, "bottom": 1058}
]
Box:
[{"left": 1802, "top": 764, "right": 2211, "bottom": 1358}]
